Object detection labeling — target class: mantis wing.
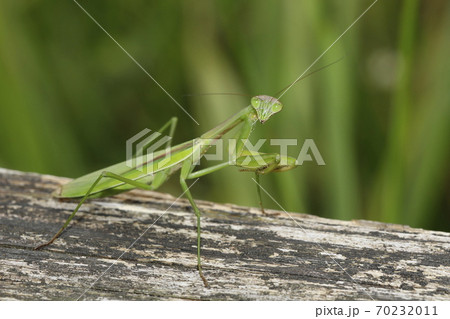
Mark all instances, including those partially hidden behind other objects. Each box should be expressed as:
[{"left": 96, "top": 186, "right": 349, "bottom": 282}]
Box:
[{"left": 58, "top": 139, "right": 199, "bottom": 198}]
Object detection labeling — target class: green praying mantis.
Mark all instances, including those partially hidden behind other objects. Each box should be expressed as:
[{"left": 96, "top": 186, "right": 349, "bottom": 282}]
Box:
[{"left": 34, "top": 64, "right": 334, "bottom": 287}]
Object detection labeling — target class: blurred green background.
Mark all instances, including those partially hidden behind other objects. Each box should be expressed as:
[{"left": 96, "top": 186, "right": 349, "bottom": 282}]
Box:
[{"left": 0, "top": 0, "right": 448, "bottom": 231}]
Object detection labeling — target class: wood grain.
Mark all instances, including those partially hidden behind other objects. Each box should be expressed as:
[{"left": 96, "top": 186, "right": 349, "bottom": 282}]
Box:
[{"left": 0, "top": 168, "right": 449, "bottom": 300}]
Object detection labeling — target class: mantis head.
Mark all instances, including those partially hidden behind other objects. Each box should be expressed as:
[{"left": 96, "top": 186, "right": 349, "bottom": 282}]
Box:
[{"left": 251, "top": 95, "right": 283, "bottom": 123}]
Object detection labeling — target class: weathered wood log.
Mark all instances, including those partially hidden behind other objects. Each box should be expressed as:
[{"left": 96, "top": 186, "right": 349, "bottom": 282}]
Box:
[{"left": 0, "top": 167, "right": 449, "bottom": 300}]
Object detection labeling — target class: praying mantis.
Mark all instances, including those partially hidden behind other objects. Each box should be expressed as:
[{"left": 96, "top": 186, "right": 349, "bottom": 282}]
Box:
[
  {"left": 34, "top": 93, "right": 299, "bottom": 287},
  {"left": 24, "top": 0, "right": 378, "bottom": 291},
  {"left": 33, "top": 57, "right": 340, "bottom": 286}
]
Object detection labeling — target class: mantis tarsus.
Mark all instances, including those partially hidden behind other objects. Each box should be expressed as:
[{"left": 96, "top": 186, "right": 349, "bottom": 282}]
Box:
[{"left": 34, "top": 57, "right": 343, "bottom": 287}]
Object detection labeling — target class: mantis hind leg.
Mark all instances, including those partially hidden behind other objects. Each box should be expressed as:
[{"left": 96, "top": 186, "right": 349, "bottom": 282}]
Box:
[
  {"left": 134, "top": 117, "right": 178, "bottom": 189},
  {"left": 138, "top": 117, "right": 178, "bottom": 155},
  {"left": 36, "top": 118, "right": 178, "bottom": 250},
  {"left": 35, "top": 171, "right": 165, "bottom": 250}
]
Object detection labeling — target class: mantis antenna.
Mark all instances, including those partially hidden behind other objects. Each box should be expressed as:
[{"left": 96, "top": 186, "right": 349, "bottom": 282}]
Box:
[
  {"left": 273, "top": 57, "right": 344, "bottom": 98},
  {"left": 184, "top": 58, "right": 343, "bottom": 101}
]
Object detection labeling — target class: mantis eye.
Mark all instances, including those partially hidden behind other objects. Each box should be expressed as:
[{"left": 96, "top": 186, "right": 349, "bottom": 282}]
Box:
[
  {"left": 271, "top": 102, "right": 282, "bottom": 112},
  {"left": 251, "top": 97, "right": 261, "bottom": 108}
]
